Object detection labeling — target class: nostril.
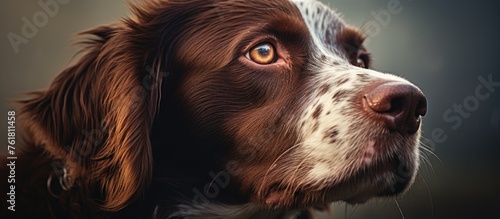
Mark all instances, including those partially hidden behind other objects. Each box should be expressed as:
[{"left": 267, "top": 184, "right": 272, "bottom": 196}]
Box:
[
  {"left": 416, "top": 97, "right": 428, "bottom": 117},
  {"left": 387, "top": 97, "right": 405, "bottom": 116},
  {"left": 363, "top": 81, "right": 427, "bottom": 135}
]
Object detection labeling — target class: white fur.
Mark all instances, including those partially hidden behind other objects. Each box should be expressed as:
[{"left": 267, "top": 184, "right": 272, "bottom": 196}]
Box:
[{"left": 291, "top": 0, "right": 420, "bottom": 191}]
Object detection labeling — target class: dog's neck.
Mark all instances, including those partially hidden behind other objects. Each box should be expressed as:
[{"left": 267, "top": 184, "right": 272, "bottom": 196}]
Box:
[{"left": 149, "top": 78, "right": 313, "bottom": 219}]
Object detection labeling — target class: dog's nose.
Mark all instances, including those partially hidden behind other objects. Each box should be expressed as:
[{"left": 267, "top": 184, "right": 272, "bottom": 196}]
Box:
[{"left": 363, "top": 81, "right": 427, "bottom": 134}]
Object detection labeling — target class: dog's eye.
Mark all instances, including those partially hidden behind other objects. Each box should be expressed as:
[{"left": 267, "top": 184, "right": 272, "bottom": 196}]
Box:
[
  {"left": 246, "top": 43, "right": 277, "bottom": 65},
  {"left": 356, "top": 58, "right": 367, "bottom": 68},
  {"left": 355, "top": 53, "right": 370, "bottom": 69}
]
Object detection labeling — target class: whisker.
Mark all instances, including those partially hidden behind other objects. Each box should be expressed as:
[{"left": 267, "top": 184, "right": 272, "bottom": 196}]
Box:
[
  {"left": 418, "top": 146, "right": 439, "bottom": 182},
  {"left": 394, "top": 200, "right": 405, "bottom": 219},
  {"left": 287, "top": 144, "right": 315, "bottom": 198},
  {"left": 419, "top": 174, "right": 434, "bottom": 219},
  {"left": 419, "top": 143, "right": 443, "bottom": 165},
  {"left": 419, "top": 153, "right": 435, "bottom": 177},
  {"left": 290, "top": 141, "right": 325, "bottom": 196},
  {"left": 347, "top": 204, "right": 359, "bottom": 218},
  {"left": 257, "top": 142, "right": 305, "bottom": 197},
  {"left": 207, "top": 171, "right": 224, "bottom": 194}
]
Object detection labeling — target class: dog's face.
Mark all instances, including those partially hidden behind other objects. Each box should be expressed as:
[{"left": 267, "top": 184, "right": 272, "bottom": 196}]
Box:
[
  {"left": 17, "top": 0, "right": 427, "bottom": 215},
  {"left": 162, "top": 0, "right": 427, "bottom": 208}
]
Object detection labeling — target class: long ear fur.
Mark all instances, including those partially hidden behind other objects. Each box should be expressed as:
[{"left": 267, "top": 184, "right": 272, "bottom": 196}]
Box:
[
  {"left": 19, "top": 0, "right": 219, "bottom": 211},
  {"left": 19, "top": 21, "right": 163, "bottom": 211}
]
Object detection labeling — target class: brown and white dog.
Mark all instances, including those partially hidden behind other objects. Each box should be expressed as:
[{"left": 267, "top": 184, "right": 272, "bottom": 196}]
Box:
[{"left": 1, "top": 0, "right": 427, "bottom": 218}]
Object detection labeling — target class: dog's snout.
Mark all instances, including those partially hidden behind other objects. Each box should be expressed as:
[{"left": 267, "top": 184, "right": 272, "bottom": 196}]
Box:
[{"left": 363, "top": 81, "right": 427, "bottom": 134}]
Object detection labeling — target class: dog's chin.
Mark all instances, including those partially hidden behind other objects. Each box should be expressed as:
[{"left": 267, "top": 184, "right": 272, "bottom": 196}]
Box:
[
  {"left": 261, "top": 168, "right": 416, "bottom": 209},
  {"left": 340, "top": 154, "right": 418, "bottom": 204},
  {"left": 333, "top": 131, "right": 421, "bottom": 204},
  {"left": 259, "top": 142, "right": 419, "bottom": 209}
]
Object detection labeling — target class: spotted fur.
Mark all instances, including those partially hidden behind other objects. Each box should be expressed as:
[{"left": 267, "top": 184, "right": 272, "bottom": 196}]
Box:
[{"left": 292, "top": 0, "right": 421, "bottom": 203}]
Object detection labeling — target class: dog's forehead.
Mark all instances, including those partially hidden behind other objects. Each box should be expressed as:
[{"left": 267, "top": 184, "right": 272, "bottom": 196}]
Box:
[{"left": 290, "top": 0, "right": 345, "bottom": 53}]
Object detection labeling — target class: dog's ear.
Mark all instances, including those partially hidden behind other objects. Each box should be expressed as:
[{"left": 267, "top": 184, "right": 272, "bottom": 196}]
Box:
[
  {"left": 19, "top": 23, "right": 163, "bottom": 211},
  {"left": 19, "top": 0, "right": 209, "bottom": 211}
]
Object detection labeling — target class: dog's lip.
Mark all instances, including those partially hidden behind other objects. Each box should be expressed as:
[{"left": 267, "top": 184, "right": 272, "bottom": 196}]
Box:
[
  {"left": 260, "top": 135, "right": 419, "bottom": 208},
  {"left": 260, "top": 152, "right": 409, "bottom": 208},
  {"left": 342, "top": 154, "right": 405, "bottom": 202}
]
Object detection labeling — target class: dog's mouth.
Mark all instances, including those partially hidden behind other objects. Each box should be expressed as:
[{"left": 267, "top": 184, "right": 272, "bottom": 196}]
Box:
[
  {"left": 259, "top": 142, "right": 418, "bottom": 209},
  {"left": 341, "top": 152, "right": 416, "bottom": 203}
]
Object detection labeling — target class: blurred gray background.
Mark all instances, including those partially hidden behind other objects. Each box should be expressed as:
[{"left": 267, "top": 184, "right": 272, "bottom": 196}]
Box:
[{"left": 1, "top": 0, "right": 499, "bottom": 218}]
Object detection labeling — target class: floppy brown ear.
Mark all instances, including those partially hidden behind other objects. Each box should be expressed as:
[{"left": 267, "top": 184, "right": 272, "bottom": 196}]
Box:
[{"left": 19, "top": 23, "right": 163, "bottom": 211}]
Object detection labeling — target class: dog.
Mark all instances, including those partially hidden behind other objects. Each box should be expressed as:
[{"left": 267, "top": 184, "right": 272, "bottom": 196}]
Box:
[{"left": 1, "top": 0, "right": 427, "bottom": 218}]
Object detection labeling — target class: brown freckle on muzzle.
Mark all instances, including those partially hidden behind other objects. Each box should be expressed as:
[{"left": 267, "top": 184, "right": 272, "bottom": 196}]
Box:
[
  {"left": 331, "top": 90, "right": 349, "bottom": 102},
  {"left": 323, "top": 126, "right": 339, "bottom": 143},
  {"left": 334, "top": 78, "right": 350, "bottom": 86},
  {"left": 356, "top": 73, "right": 370, "bottom": 83},
  {"left": 312, "top": 121, "right": 320, "bottom": 132},
  {"left": 312, "top": 104, "right": 323, "bottom": 119},
  {"left": 318, "top": 84, "right": 331, "bottom": 95}
]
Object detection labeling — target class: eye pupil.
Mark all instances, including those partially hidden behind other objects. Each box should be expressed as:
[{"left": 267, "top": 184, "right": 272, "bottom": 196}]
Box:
[
  {"left": 247, "top": 43, "right": 277, "bottom": 64},
  {"left": 258, "top": 46, "right": 270, "bottom": 56}
]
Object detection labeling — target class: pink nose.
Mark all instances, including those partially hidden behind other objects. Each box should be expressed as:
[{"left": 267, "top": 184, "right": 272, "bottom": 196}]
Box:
[{"left": 363, "top": 81, "right": 427, "bottom": 135}]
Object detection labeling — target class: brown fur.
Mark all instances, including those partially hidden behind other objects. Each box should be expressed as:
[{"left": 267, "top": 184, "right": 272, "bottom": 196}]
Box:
[{"left": 1, "top": 0, "right": 318, "bottom": 218}]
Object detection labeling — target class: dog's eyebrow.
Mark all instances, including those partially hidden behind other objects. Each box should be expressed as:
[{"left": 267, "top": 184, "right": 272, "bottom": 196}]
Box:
[{"left": 336, "top": 26, "right": 367, "bottom": 49}]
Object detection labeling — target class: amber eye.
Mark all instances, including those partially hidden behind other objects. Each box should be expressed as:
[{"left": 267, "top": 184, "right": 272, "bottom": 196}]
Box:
[{"left": 246, "top": 43, "right": 277, "bottom": 65}]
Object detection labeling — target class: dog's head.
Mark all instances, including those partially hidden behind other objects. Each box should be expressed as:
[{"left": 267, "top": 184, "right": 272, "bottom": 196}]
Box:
[
  {"left": 20, "top": 0, "right": 427, "bottom": 214},
  {"left": 157, "top": 0, "right": 427, "bottom": 208}
]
